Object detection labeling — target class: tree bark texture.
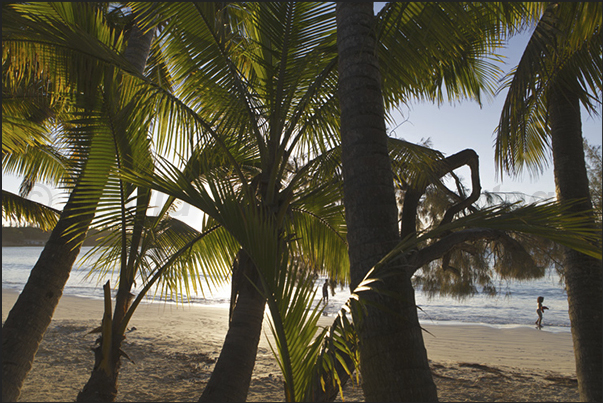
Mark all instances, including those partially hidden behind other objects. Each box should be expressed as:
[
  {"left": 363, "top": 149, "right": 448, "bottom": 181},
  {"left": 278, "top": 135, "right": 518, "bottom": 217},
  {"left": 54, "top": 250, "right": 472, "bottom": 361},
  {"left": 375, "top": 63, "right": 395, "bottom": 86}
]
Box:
[
  {"left": 199, "top": 250, "right": 267, "bottom": 402},
  {"left": 2, "top": 186, "right": 97, "bottom": 402},
  {"left": 549, "top": 84, "right": 602, "bottom": 402},
  {"left": 2, "top": 19, "right": 155, "bottom": 402},
  {"left": 76, "top": 343, "right": 120, "bottom": 402},
  {"left": 336, "top": 3, "right": 438, "bottom": 401},
  {"left": 75, "top": 288, "right": 135, "bottom": 402}
]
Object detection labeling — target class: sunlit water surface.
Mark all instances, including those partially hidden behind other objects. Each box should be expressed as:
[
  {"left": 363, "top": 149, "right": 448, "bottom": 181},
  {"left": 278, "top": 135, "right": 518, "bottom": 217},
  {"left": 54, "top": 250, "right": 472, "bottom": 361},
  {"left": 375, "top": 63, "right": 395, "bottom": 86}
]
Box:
[{"left": 2, "top": 246, "right": 570, "bottom": 332}]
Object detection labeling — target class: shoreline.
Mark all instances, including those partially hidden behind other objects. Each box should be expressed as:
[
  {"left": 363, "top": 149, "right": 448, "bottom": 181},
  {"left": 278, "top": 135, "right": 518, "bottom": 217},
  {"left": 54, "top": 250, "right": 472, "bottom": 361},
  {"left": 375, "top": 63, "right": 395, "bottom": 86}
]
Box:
[
  {"left": 2, "top": 284, "right": 572, "bottom": 334},
  {"left": 2, "top": 288, "right": 579, "bottom": 401}
]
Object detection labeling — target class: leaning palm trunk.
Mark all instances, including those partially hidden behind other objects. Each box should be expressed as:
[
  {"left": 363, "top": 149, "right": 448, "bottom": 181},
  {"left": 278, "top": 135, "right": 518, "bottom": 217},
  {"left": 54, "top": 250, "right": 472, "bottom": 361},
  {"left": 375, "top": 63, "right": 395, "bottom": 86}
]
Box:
[
  {"left": 1, "top": 14, "right": 154, "bottom": 401},
  {"left": 335, "top": 2, "right": 437, "bottom": 401},
  {"left": 199, "top": 249, "right": 266, "bottom": 402},
  {"left": 549, "top": 83, "right": 602, "bottom": 402},
  {"left": 2, "top": 184, "right": 100, "bottom": 402}
]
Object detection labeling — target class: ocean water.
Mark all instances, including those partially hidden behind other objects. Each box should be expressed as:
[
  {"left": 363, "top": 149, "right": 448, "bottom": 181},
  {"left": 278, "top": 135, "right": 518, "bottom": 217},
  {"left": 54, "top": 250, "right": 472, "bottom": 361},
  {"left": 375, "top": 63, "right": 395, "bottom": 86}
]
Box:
[{"left": 2, "top": 246, "right": 571, "bottom": 332}]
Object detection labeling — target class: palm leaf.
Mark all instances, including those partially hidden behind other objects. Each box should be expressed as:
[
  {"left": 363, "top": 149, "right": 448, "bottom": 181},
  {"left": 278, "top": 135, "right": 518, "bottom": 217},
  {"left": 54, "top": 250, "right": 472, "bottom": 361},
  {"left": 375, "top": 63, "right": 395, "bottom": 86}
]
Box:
[
  {"left": 377, "top": 200, "right": 602, "bottom": 278},
  {"left": 495, "top": 2, "right": 602, "bottom": 177},
  {"left": 2, "top": 190, "right": 60, "bottom": 230},
  {"left": 378, "top": 2, "right": 515, "bottom": 111},
  {"left": 261, "top": 262, "right": 328, "bottom": 402}
]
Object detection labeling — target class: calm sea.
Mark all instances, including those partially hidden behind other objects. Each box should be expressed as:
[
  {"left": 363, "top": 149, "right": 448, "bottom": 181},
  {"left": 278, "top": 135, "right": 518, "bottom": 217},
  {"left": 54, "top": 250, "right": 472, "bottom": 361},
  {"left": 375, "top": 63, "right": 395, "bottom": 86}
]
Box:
[{"left": 2, "top": 246, "right": 571, "bottom": 332}]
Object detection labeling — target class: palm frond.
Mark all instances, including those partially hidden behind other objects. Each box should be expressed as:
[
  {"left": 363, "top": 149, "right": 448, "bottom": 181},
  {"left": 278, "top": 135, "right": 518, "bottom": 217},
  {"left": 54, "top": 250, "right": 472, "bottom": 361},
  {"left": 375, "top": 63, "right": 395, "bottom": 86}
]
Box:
[
  {"left": 287, "top": 188, "right": 348, "bottom": 282},
  {"left": 3, "top": 3, "right": 128, "bottom": 108},
  {"left": 262, "top": 262, "right": 327, "bottom": 402},
  {"left": 382, "top": 200, "right": 602, "bottom": 277},
  {"left": 2, "top": 189, "right": 60, "bottom": 230},
  {"left": 307, "top": 308, "right": 358, "bottom": 402},
  {"left": 378, "top": 2, "right": 525, "bottom": 110},
  {"left": 388, "top": 137, "right": 446, "bottom": 189},
  {"left": 3, "top": 141, "right": 70, "bottom": 191},
  {"left": 495, "top": 2, "right": 602, "bottom": 178}
]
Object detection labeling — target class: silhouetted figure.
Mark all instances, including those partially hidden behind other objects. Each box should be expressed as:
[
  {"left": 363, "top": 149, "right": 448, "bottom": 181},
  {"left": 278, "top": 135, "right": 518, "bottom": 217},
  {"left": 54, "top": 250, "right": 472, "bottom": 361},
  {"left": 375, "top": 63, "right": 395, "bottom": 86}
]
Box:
[
  {"left": 535, "top": 296, "right": 549, "bottom": 327},
  {"left": 322, "top": 279, "right": 329, "bottom": 305}
]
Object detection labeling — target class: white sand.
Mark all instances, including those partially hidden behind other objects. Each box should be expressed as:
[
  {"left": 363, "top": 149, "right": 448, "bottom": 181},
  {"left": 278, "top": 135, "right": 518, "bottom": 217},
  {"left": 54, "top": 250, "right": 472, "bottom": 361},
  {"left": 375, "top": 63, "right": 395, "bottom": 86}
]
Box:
[{"left": 2, "top": 289, "right": 579, "bottom": 401}]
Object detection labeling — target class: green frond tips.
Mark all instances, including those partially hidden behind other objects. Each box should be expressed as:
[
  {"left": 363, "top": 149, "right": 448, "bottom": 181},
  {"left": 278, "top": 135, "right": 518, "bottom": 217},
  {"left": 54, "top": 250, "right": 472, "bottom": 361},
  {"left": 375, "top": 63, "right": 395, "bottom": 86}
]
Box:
[
  {"left": 2, "top": 190, "right": 60, "bottom": 231},
  {"left": 494, "top": 2, "right": 602, "bottom": 179},
  {"left": 378, "top": 2, "right": 519, "bottom": 109}
]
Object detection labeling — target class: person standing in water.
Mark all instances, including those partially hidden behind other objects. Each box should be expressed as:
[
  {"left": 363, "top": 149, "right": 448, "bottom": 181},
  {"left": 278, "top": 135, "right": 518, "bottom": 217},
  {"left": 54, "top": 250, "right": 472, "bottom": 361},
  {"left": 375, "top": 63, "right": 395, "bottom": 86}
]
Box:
[
  {"left": 322, "top": 278, "right": 329, "bottom": 305},
  {"left": 535, "top": 296, "right": 549, "bottom": 327}
]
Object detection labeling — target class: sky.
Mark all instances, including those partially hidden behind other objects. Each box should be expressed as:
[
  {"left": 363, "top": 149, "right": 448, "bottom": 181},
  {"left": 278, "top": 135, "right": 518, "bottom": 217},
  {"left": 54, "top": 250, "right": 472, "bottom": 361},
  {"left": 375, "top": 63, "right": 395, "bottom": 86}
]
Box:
[
  {"left": 3, "top": 5, "right": 602, "bottom": 230},
  {"left": 389, "top": 34, "right": 602, "bottom": 202}
]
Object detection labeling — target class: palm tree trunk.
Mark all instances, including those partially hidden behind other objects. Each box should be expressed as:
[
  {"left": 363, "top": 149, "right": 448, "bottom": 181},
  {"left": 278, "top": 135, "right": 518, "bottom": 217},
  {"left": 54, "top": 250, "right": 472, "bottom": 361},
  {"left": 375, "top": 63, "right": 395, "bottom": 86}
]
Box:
[
  {"left": 336, "top": 2, "right": 438, "bottom": 401},
  {"left": 75, "top": 340, "right": 121, "bottom": 402},
  {"left": 2, "top": 20, "right": 155, "bottom": 402},
  {"left": 549, "top": 84, "right": 602, "bottom": 402},
  {"left": 2, "top": 186, "right": 98, "bottom": 402},
  {"left": 75, "top": 289, "right": 135, "bottom": 402},
  {"left": 199, "top": 249, "right": 266, "bottom": 402},
  {"left": 76, "top": 23, "right": 155, "bottom": 403}
]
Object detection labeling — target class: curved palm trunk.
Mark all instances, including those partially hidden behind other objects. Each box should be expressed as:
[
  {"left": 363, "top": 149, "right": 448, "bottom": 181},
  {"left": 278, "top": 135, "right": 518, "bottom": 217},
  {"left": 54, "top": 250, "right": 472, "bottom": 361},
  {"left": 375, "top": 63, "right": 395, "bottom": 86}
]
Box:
[
  {"left": 2, "top": 186, "right": 99, "bottom": 402},
  {"left": 549, "top": 84, "right": 602, "bottom": 402},
  {"left": 2, "top": 20, "right": 154, "bottom": 402},
  {"left": 336, "top": 3, "right": 438, "bottom": 401},
  {"left": 199, "top": 249, "right": 266, "bottom": 402}
]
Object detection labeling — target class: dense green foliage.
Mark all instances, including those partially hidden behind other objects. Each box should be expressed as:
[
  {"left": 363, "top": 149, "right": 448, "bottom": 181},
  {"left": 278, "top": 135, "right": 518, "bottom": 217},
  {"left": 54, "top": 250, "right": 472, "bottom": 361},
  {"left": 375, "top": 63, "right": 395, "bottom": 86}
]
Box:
[{"left": 2, "top": 2, "right": 601, "bottom": 402}]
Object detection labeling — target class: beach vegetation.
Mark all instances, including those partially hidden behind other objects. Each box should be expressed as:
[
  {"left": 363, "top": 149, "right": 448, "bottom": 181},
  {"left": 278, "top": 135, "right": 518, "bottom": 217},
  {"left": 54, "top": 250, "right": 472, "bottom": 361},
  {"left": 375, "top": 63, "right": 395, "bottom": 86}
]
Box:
[
  {"left": 2, "top": 2, "right": 601, "bottom": 403},
  {"left": 121, "top": 3, "right": 350, "bottom": 400},
  {"left": 76, "top": 194, "right": 239, "bottom": 400},
  {"left": 584, "top": 139, "right": 602, "bottom": 226}
]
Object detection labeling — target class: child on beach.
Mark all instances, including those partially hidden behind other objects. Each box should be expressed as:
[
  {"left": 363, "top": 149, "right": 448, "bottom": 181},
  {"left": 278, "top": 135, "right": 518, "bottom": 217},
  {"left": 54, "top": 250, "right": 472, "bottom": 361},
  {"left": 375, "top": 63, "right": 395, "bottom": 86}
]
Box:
[{"left": 535, "top": 296, "right": 549, "bottom": 327}]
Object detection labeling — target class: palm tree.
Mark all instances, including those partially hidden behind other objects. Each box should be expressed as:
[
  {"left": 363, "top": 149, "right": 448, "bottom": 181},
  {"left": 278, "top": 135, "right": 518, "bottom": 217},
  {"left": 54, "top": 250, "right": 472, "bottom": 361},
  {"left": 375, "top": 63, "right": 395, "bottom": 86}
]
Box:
[
  {"left": 130, "top": 143, "right": 349, "bottom": 402},
  {"left": 335, "top": 11, "right": 479, "bottom": 392},
  {"left": 76, "top": 188, "right": 237, "bottom": 401},
  {"left": 118, "top": 3, "right": 351, "bottom": 401},
  {"left": 332, "top": 1, "right": 595, "bottom": 401},
  {"left": 495, "top": 3, "right": 602, "bottom": 401},
  {"left": 335, "top": 2, "right": 438, "bottom": 401},
  {"left": 2, "top": 4, "right": 155, "bottom": 401}
]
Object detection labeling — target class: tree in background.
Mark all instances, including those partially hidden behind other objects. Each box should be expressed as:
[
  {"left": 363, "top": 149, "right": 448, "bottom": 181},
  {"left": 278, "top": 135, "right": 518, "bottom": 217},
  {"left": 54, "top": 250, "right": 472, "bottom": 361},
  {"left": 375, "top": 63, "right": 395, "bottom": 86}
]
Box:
[{"left": 584, "top": 139, "right": 602, "bottom": 226}]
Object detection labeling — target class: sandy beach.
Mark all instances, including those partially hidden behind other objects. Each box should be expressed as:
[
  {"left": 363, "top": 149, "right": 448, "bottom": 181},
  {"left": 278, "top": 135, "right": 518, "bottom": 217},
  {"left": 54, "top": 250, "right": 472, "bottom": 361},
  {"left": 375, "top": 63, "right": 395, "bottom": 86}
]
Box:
[{"left": 2, "top": 289, "right": 578, "bottom": 402}]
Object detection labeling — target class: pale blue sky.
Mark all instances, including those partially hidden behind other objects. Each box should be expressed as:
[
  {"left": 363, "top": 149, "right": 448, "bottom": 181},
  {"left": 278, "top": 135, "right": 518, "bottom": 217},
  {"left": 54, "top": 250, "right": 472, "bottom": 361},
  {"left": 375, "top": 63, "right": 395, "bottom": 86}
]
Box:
[
  {"left": 376, "top": 5, "right": 602, "bottom": 203},
  {"left": 3, "top": 5, "right": 601, "bottom": 229}
]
